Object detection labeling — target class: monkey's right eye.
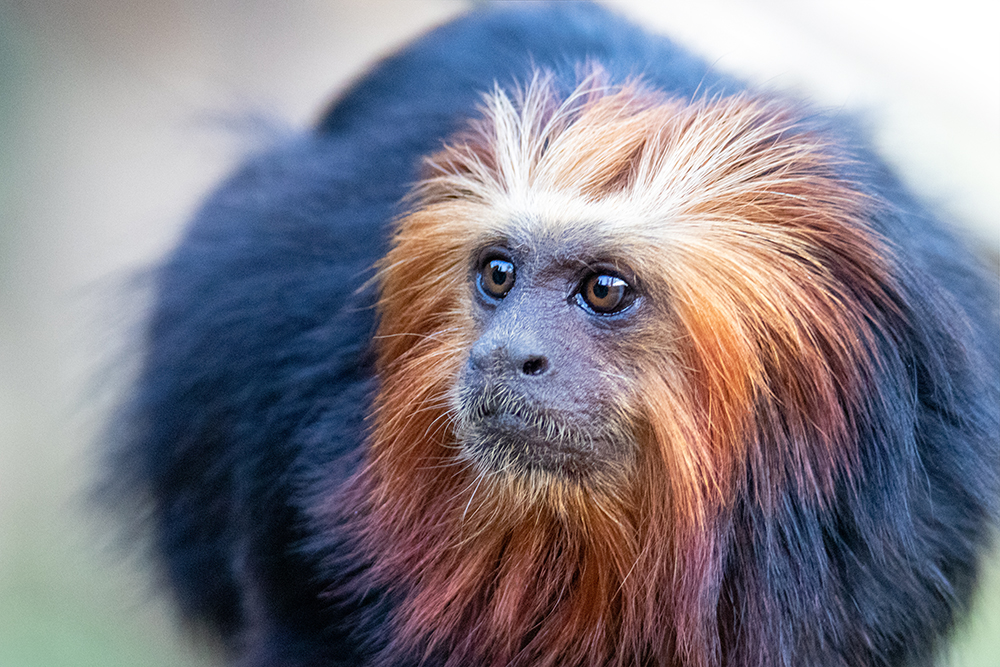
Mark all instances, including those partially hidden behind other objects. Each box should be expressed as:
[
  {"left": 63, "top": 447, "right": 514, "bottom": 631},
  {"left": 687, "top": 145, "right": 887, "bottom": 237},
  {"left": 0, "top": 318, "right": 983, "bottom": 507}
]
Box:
[{"left": 477, "top": 257, "right": 515, "bottom": 300}]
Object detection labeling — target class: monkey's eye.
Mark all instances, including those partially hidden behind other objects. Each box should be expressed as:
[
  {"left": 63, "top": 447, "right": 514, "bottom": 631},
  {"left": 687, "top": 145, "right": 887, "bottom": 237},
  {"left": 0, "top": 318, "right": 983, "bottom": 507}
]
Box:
[
  {"left": 477, "top": 257, "right": 516, "bottom": 300},
  {"left": 577, "top": 273, "right": 633, "bottom": 314}
]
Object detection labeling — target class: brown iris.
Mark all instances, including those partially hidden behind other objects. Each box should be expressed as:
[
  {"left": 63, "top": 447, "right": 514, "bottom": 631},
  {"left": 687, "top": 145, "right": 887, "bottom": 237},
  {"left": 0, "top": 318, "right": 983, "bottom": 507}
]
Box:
[
  {"left": 579, "top": 273, "right": 631, "bottom": 314},
  {"left": 478, "top": 258, "right": 515, "bottom": 299}
]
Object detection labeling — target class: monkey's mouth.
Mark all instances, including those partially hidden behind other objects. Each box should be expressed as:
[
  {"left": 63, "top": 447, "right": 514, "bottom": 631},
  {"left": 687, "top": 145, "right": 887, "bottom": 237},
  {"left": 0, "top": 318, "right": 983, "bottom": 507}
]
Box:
[
  {"left": 455, "top": 385, "right": 605, "bottom": 478},
  {"left": 473, "top": 392, "right": 537, "bottom": 429}
]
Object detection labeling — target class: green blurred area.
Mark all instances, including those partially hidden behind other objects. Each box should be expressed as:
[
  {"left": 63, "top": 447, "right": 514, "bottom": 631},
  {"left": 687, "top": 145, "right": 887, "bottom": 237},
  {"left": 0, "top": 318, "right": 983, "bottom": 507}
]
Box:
[
  {"left": 950, "top": 547, "right": 1000, "bottom": 665},
  {"left": 0, "top": 9, "right": 216, "bottom": 667},
  {"left": 0, "top": 548, "right": 216, "bottom": 667}
]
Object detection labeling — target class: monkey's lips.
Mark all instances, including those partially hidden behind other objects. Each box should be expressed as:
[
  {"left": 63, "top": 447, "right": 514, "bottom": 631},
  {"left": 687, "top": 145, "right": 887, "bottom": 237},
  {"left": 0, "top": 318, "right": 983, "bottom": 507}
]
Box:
[
  {"left": 456, "top": 387, "right": 604, "bottom": 478},
  {"left": 474, "top": 397, "right": 538, "bottom": 431}
]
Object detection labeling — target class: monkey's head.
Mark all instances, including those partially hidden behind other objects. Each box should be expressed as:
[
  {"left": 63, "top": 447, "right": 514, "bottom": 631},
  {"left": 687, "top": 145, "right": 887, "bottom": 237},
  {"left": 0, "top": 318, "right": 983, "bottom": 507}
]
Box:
[{"left": 359, "top": 69, "right": 905, "bottom": 664}]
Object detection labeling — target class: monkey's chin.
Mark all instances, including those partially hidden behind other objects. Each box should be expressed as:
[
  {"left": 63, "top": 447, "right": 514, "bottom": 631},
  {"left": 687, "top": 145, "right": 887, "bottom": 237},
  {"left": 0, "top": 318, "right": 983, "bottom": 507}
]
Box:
[{"left": 456, "top": 414, "right": 604, "bottom": 481}]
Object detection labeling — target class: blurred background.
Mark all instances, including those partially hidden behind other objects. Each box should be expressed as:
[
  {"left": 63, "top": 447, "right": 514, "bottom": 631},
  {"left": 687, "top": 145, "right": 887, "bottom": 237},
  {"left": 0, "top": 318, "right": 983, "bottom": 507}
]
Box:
[{"left": 1, "top": 1, "right": 997, "bottom": 665}]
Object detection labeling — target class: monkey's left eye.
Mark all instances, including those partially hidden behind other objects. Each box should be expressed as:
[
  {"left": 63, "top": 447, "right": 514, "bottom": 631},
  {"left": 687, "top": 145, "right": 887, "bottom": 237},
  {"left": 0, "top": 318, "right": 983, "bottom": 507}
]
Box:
[
  {"left": 577, "top": 273, "right": 634, "bottom": 315},
  {"left": 478, "top": 257, "right": 516, "bottom": 300}
]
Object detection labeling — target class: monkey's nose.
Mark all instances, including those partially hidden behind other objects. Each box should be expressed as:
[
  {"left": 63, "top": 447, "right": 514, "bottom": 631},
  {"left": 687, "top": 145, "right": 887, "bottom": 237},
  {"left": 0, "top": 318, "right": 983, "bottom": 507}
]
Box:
[
  {"left": 469, "top": 337, "right": 551, "bottom": 378},
  {"left": 520, "top": 356, "right": 549, "bottom": 376},
  {"left": 504, "top": 336, "right": 552, "bottom": 377},
  {"left": 521, "top": 356, "right": 549, "bottom": 375}
]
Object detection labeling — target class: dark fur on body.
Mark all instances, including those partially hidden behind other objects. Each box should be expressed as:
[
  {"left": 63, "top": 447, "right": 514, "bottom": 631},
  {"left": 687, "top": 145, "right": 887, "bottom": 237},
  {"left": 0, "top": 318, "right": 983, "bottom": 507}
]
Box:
[{"left": 108, "top": 3, "right": 999, "bottom": 666}]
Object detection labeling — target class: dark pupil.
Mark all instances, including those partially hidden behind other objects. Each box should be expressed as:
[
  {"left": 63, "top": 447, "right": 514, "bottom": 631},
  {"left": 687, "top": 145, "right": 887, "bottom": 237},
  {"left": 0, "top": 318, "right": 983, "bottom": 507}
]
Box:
[
  {"left": 491, "top": 265, "right": 508, "bottom": 287},
  {"left": 592, "top": 280, "right": 610, "bottom": 300}
]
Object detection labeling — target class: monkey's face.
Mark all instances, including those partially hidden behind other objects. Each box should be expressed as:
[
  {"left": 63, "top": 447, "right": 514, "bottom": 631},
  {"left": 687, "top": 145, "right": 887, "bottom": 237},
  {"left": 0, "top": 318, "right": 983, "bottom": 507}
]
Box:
[{"left": 453, "top": 234, "right": 643, "bottom": 483}]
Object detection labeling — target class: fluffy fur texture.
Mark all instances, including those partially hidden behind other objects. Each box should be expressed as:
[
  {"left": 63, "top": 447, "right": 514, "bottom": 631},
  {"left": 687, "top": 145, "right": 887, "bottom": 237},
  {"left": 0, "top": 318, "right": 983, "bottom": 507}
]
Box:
[{"left": 108, "top": 3, "right": 998, "bottom": 667}]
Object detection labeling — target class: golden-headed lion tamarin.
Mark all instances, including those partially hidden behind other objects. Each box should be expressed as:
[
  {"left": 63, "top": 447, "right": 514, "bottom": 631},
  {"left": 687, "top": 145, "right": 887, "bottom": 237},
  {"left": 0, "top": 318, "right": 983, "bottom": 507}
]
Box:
[{"left": 108, "top": 3, "right": 999, "bottom": 666}]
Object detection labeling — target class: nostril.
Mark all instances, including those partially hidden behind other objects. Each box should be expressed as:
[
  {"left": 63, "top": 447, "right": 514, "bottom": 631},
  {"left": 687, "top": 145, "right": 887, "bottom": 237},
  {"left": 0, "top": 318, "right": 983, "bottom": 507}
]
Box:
[{"left": 521, "top": 356, "right": 548, "bottom": 376}]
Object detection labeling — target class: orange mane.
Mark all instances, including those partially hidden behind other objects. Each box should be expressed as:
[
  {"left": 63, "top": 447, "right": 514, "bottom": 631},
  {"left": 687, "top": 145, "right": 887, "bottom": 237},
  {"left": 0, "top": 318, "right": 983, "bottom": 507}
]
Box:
[{"left": 345, "top": 69, "right": 901, "bottom": 666}]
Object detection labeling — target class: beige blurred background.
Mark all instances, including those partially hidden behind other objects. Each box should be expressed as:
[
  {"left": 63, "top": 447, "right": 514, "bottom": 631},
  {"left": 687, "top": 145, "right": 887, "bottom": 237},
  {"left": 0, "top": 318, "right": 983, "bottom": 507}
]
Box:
[{"left": 1, "top": 1, "right": 997, "bottom": 665}]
